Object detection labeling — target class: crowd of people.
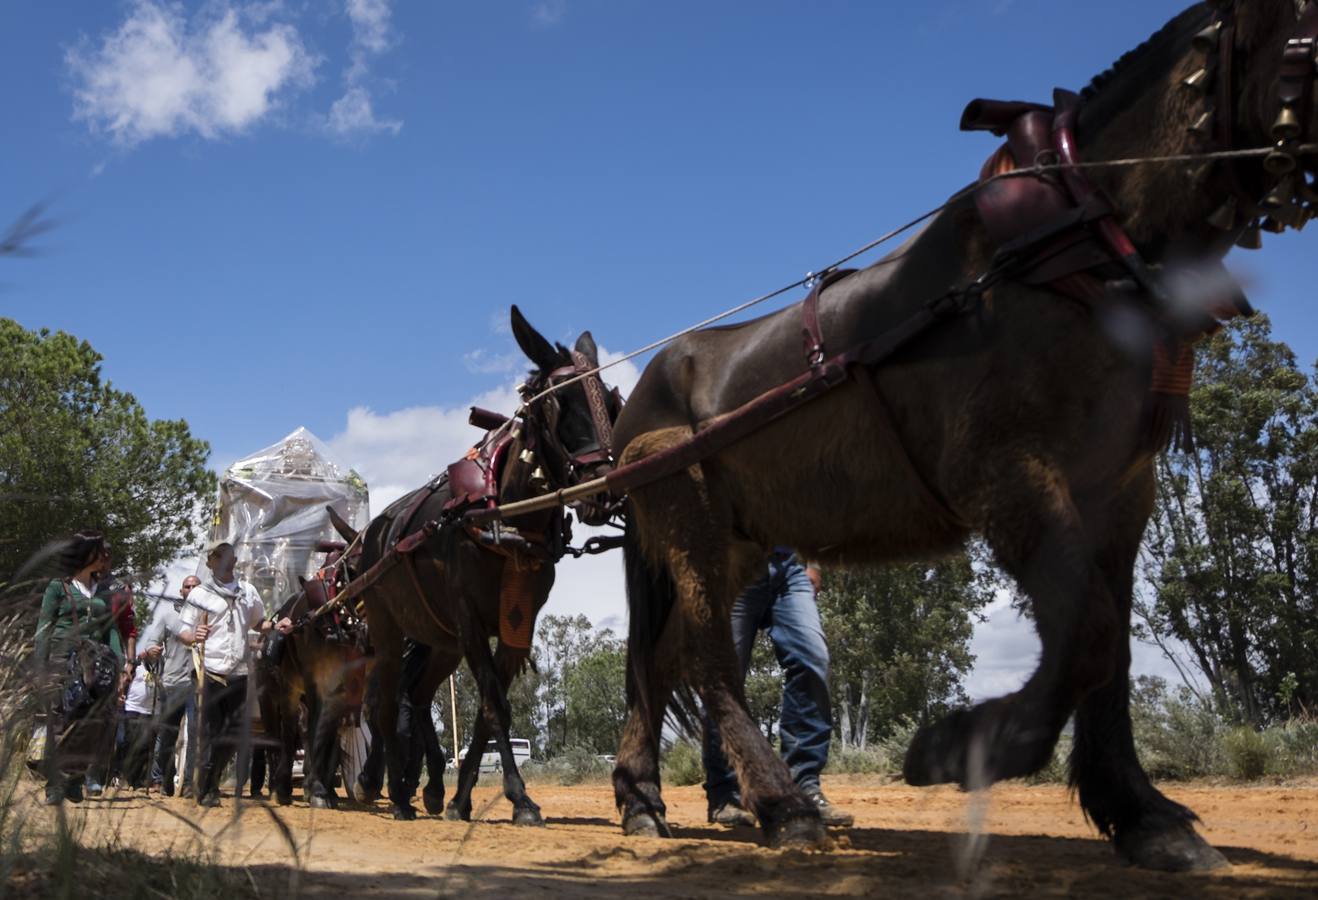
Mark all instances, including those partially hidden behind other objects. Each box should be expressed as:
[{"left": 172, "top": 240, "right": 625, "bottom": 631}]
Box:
[
  {"left": 32, "top": 531, "right": 290, "bottom": 807},
  {"left": 33, "top": 529, "right": 852, "bottom": 827}
]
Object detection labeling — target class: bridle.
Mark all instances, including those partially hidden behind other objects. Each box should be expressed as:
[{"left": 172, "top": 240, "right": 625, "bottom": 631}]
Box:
[
  {"left": 1198, "top": 0, "right": 1318, "bottom": 241},
  {"left": 536, "top": 355, "right": 621, "bottom": 479}
]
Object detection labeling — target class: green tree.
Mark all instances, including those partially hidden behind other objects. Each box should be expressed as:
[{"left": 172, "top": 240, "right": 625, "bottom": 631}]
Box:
[
  {"left": 818, "top": 549, "right": 995, "bottom": 748},
  {"left": 1138, "top": 315, "right": 1317, "bottom": 724},
  {"left": 563, "top": 636, "right": 627, "bottom": 754},
  {"left": 0, "top": 319, "right": 214, "bottom": 593}
]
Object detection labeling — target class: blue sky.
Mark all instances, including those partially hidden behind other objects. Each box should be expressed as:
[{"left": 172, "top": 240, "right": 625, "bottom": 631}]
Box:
[{"left": 4, "top": 1, "right": 1315, "bottom": 697}]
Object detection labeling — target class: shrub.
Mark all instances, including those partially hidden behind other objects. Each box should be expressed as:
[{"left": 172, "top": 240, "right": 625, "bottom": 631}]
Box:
[
  {"left": 1262, "top": 717, "right": 1318, "bottom": 777},
  {"left": 824, "top": 744, "right": 892, "bottom": 775},
  {"left": 1223, "top": 727, "right": 1269, "bottom": 780},
  {"left": 1025, "top": 732, "right": 1072, "bottom": 785},
  {"left": 661, "top": 739, "right": 705, "bottom": 787},
  {"left": 522, "top": 746, "right": 613, "bottom": 785}
]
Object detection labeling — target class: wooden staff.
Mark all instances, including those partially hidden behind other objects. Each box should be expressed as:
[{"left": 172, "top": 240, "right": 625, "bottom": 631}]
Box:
[{"left": 191, "top": 611, "right": 208, "bottom": 787}]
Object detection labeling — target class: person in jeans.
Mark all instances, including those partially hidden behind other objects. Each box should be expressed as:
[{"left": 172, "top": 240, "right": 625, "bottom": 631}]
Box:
[
  {"left": 702, "top": 550, "right": 853, "bottom": 828},
  {"left": 180, "top": 541, "right": 292, "bottom": 808},
  {"left": 143, "top": 575, "right": 200, "bottom": 796}
]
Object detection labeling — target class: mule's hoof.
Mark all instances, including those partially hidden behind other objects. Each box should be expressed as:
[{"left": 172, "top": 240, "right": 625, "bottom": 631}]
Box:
[
  {"left": 444, "top": 804, "right": 471, "bottom": 822},
  {"left": 767, "top": 814, "right": 828, "bottom": 849},
  {"left": 1117, "top": 823, "right": 1229, "bottom": 872},
  {"left": 903, "top": 720, "right": 964, "bottom": 787},
  {"left": 275, "top": 792, "right": 293, "bottom": 807},
  {"left": 622, "top": 809, "right": 672, "bottom": 838},
  {"left": 391, "top": 804, "right": 417, "bottom": 821},
  {"left": 422, "top": 790, "right": 445, "bottom": 816},
  {"left": 354, "top": 781, "right": 381, "bottom": 804},
  {"left": 512, "top": 805, "right": 544, "bottom": 827}
]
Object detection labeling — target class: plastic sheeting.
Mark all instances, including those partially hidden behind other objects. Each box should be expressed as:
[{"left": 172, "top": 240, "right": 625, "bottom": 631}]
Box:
[{"left": 202, "top": 427, "right": 369, "bottom": 612}]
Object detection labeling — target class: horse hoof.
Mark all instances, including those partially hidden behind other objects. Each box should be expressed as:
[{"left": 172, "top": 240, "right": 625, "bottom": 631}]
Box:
[
  {"left": 1117, "top": 822, "right": 1229, "bottom": 872},
  {"left": 423, "top": 790, "right": 445, "bottom": 816},
  {"left": 767, "top": 814, "right": 828, "bottom": 849},
  {"left": 275, "top": 793, "right": 293, "bottom": 807},
  {"left": 392, "top": 804, "right": 417, "bottom": 821},
  {"left": 622, "top": 809, "right": 672, "bottom": 838},
  {"left": 444, "top": 804, "right": 471, "bottom": 822},
  {"left": 512, "top": 806, "right": 544, "bottom": 827}
]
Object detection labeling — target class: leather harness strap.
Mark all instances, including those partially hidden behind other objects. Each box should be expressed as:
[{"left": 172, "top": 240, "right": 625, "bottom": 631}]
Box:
[{"left": 569, "top": 349, "right": 616, "bottom": 461}]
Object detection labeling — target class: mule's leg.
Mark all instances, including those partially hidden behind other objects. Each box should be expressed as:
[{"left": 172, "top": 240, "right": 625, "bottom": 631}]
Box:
[
  {"left": 370, "top": 654, "right": 415, "bottom": 820},
  {"left": 309, "top": 694, "right": 346, "bottom": 810},
  {"left": 464, "top": 634, "right": 542, "bottom": 826},
  {"left": 354, "top": 673, "right": 384, "bottom": 803},
  {"left": 620, "top": 471, "right": 822, "bottom": 847},
  {"left": 905, "top": 456, "right": 1121, "bottom": 788},
  {"left": 1071, "top": 473, "right": 1227, "bottom": 872},
  {"left": 415, "top": 674, "right": 447, "bottom": 816},
  {"left": 302, "top": 689, "right": 329, "bottom": 807},
  {"left": 446, "top": 711, "right": 488, "bottom": 822}
]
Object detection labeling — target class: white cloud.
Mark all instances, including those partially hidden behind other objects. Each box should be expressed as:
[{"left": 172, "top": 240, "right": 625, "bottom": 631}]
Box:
[
  {"left": 67, "top": 1, "right": 317, "bottom": 146},
  {"left": 327, "top": 85, "right": 401, "bottom": 137},
  {"left": 530, "top": 1, "right": 567, "bottom": 28},
  {"left": 463, "top": 348, "right": 522, "bottom": 376},
  {"left": 326, "top": 0, "right": 402, "bottom": 138}
]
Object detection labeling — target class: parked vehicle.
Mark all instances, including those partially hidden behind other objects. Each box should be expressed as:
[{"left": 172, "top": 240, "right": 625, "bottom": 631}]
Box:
[{"left": 459, "top": 738, "right": 532, "bottom": 773}]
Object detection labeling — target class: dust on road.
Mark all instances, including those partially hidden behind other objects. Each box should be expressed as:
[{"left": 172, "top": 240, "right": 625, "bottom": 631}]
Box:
[{"left": 34, "top": 777, "right": 1318, "bottom": 898}]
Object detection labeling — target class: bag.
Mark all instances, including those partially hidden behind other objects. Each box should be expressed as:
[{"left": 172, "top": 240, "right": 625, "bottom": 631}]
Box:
[{"left": 58, "top": 581, "right": 121, "bottom": 720}]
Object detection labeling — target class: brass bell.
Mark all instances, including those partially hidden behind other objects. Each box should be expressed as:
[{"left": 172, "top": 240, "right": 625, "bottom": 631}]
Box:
[
  {"left": 1270, "top": 200, "right": 1309, "bottom": 230},
  {"left": 1189, "top": 107, "right": 1215, "bottom": 140},
  {"left": 519, "top": 448, "right": 535, "bottom": 464},
  {"left": 531, "top": 466, "right": 547, "bottom": 482},
  {"left": 1260, "top": 217, "right": 1286, "bottom": 234},
  {"left": 1207, "top": 195, "right": 1237, "bottom": 230},
  {"left": 1235, "top": 220, "right": 1263, "bottom": 249},
  {"left": 1261, "top": 177, "right": 1295, "bottom": 210},
  {"left": 1273, "top": 105, "right": 1301, "bottom": 141},
  {"left": 1183, "top": 66, "right": 1212, "bottom": 90},
  {"left": 1192, "top": 21, "right": 1223, "bottom": 53}
]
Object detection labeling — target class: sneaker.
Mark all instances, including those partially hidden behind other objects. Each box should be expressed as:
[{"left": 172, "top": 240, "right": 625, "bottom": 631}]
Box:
[
  {"left": 197, "top": 792, "right": 221, "bottom": 808},
  {"left": 804, "top": 787, "right": 853, "bottom": 827},
  {"left": 707, "top": 798, "right": 756, "bottom": 827}
]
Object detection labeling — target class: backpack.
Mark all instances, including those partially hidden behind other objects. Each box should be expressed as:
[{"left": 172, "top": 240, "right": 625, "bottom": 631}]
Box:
[{"left": 58, "top": 581, "right": 121, "bottom": 719}]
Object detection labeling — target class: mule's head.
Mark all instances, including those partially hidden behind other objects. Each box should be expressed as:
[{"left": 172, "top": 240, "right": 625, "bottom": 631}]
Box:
[
  {"left": 510, "top": 305, "right": 623, "bottom": 525},
  {"left": 1202, "top": 0, "right": 1318, "bottom": 233}
]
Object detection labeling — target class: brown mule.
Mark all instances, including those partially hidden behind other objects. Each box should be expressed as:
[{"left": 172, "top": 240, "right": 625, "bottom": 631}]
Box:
[
  {"left": 348, "top": 305, "right": 621, "bottom": 822},
  {"left": 610, "top": 0, "right": 1318, "bottom": 869}
]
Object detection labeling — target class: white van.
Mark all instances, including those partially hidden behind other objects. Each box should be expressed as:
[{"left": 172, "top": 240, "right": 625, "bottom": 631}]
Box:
[{"left": 459, "top": 738, "right": 532, "bottom": 773}]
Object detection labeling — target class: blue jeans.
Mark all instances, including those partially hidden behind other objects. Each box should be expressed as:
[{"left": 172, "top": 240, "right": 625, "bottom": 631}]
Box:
[{"left": 702, "top": 554, "right": 832, "bottom": 806}]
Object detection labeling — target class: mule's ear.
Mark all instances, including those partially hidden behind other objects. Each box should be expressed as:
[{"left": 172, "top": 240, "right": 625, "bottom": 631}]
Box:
[
  {"left": 326, "top": 505, "right": 358, "bottom": 543},
  {"left": 574, "top": 330, "right": 600, "bottom": 366},
  {"left": 511, "top": 305, "right": 561, "bottom": 372}
]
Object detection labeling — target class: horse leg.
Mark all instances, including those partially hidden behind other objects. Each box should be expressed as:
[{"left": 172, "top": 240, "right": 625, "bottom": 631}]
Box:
[
  {"left": 303, "top": 689, "right": 329, "bottom": 807},
  {"left": 905, "top": 455, "right": 1121, "bottom": 788},
  {"left": 464, "top": 632, "right": 542, "bottom": 826},
  {"left": 414, "top": 656, "right": 452, "bottom": 816},
  {"left": 1071, "top": 472, "right": 1227, "bottom": 872},
  {"left": 310, "top": 696, "right": 345, "bottom": 810}
]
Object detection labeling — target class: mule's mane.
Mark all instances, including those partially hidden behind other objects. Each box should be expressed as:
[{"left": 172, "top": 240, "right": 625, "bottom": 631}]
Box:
[{"left": 1079, "top": 3, "right": 1213, "bottom": 105}]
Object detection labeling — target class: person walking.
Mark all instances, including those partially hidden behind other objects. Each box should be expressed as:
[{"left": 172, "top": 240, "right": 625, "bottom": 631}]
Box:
[
  {"left": 702, "top": 550, "right": 853, "bottom": 828},
  {"left": 180, "top": 541, "right": 291, "bottom": 808},
  {"left": 142, "top": 575, "right": 200, "bottom": 796},
  {"left": 33, "top": 531, "right": 123, "bottom": 806}
]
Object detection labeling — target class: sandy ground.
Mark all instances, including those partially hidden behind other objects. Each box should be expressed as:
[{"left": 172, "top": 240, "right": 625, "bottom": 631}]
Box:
[{"left": 25, "top": 776, "right": 1318, "bottom": 898}]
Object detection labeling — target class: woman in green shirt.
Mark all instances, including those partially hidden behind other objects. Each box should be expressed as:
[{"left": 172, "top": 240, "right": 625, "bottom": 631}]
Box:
[{"left": 34, "top": 530, "right": 122, "bottom": 805}]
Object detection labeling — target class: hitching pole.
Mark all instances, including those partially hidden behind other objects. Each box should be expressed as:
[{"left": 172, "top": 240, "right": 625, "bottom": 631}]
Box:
[{"left": 449, "top": 674, "right": 460, "bottom": 763}]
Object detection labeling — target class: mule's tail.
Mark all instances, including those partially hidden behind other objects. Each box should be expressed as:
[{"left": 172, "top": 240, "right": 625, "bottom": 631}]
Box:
[{"left": 623, "top": 511, "right": 696, "bottom": 735}]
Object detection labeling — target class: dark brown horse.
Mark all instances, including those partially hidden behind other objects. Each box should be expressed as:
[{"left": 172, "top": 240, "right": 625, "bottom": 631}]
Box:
[
  {"left": 258, "top": 542, "right": 372, "bottom": 809},
  {"left": 346, "top": 306, "right": 621, "bottom": 821},
  {"left": 610, "top": 0, "right": 1317, "bottom": 871}
]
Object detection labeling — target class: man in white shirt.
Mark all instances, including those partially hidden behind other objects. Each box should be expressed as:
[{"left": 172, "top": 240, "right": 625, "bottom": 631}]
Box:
[
  {"left": 140, "top": 575, "right": 200, "bottom": 796},
  {"left": 180, "top": 541, "right": 292, "bottom": 808}
]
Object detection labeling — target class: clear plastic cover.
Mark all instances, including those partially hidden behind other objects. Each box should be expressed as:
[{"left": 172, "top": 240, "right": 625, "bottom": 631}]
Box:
[{"left": 201, "top": 427, "right": 370, "bottom": 611}]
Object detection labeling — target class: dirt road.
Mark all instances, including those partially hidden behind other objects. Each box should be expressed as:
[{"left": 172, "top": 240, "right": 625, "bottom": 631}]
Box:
[{"left": 36, "top": 777, "right": 1318, "bottom": 898}]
